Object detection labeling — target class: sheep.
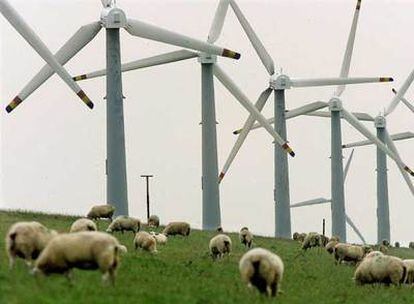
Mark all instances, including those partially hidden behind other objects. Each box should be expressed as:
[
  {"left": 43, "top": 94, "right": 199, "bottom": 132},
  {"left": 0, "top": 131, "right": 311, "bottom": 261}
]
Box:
[
  {"left": 330, "top": 236, "right": 340, "bottom": 242},
  {"left": 148, "top": 215, "right": 160, "bottom": 228},
  {"left": 297, "top": 233, "right": 307, "bottom": 243},
  {"left": 354, "top": 254, "right": 407, "bottom": 285},
  {"left": 239, "top": 227, "right": 253, "bottom": 248},
  {"left": 150, "top": 232, "right": 168, "bottom": 245},
  {"left": 86, "top": 204, "right": 115, "bottom": 221},
  {"left": 403, "top": 259, "right": 414, "bottom": 284},
  {"left": 301, "top": 232, "right": 323, "bottom": 251},
  {"left": 364, "top": 251, "right": 384, "bottom": 260},
  {"left": 33, "top": 231, "right": 127, "bottom": 285},
  {"left": 134, "top": 231, "right": 157, "bottom": 253},
  {"left": 239, "top": 248, "right": 284, "bottom": 297},
  {"left": 325, "top": 240, "right": 338, "bottom": 254},
  {"left": 394, "top": 242, "right": 400, "bottom": 248},
  {"left": 409, "top": 242, "right": 414, "bottom": 249},
  {"left": 162, "top": 222, "right": 190, "bottom": 237},
  {"left": 292, "top": 232, "right": 300, "bottom": 241},
  {"left": 334, "top": 243, "right": 371, "bottom": 265},
  {"left": 69, "top": 218, "right": 97, "bottom": 233},
  {"left": 382, "top": 239, "right": 390, "bottom": 247},
  {"left": 6, "top": 221, "right": 57, "bottom": 269},
  {"left": 106, "top": 216, "right": 140, "bottom": 234},
  {"left": 209, "top": 234, "right": 232, "bottom": 260},
  {"left": 216, "top": 227, "right": 224, "bottom": 233}
]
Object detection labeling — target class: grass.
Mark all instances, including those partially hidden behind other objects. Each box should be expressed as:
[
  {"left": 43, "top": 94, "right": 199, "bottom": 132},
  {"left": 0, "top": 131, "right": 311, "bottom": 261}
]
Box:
[{"left": 1, "top": 210, "right": 414, "bottom": 304}]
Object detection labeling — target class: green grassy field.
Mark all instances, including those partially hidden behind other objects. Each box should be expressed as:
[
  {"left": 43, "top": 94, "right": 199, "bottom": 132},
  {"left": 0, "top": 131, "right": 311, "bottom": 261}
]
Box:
[{"left": 1, "top": 210, "right": 414, "bottom": 304}]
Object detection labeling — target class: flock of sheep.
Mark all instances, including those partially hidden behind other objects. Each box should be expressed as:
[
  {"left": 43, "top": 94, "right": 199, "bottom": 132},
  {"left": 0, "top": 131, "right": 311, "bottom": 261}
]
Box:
[{"left": 5, "top": 204, "right": 414, "bottom": 299}]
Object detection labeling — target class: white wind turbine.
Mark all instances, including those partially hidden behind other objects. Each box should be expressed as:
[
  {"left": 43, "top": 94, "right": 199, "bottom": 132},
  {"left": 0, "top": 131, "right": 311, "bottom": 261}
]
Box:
[{"left": 1, "top": 0, "right": 241, "bottom": 217}]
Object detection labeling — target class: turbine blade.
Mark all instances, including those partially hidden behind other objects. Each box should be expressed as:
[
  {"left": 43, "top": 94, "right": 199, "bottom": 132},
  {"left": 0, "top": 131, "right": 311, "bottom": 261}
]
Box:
[
  {"left": 400, "top": 96, "right": 414, "bottom": 114},
  {"left": 335, "top": 0, "right": 362, "bottom": 97},
  {"left": 213, "top": 65, "right": 295, "bottom": 156},
  {"left": 290, "top": 77, "right": 393, "bottom": 88},
  {"left": 290, "top": 198, "right": 331, "bottom": 208},
  {"left": 207, "top": 0, "right": 230, "bottom": 43},
  {"left": 0, "top": 0, "right": 94, "bottom": 110},
  {"left": 346, "top": 214, "right": 366, "bottom": 244},
  {"left": 6, "top": 22, "right": 101, "bottom": 112},
  {"left": 125, "top": 19, "right": 240, "bottom": 59},
  {"left": 343, "top": 149, "right": 355, "bottom": 181},
  {"left": 73, "top": 50, "right": 198, "bottom": 81},
  {"left": 219, "top": 88, "right": 272, "bottom": 183},
  {"left": 234, "top": 101, "right": 328, "bottom": 135},
  {"left": 341, "top": 108, "right": 414, "bottom": 176},
  {"left": 385, "top": 69, "right": 414, "bottom": 115},
  {"left": 229, "top": 0, "right": 274, "bottom": 75},
  {"left": 306, "top": 110, "right": 374, "bottom": 122},
  {"left": 383, "top": 130, "right": 414, "bottom": 196},
  {"left": 342, "top": 131, "right": 414, "bottom": 148}
]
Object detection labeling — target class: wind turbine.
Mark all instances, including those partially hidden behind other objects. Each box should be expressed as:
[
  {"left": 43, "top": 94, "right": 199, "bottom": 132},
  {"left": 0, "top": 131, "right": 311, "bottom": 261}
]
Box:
[
  {"left": 342, "top": 69, "right": 414, "bottom": 243},
  {"left": 1, "top": 0, "right": 241, "bottom": 217},
  {"left": 70, "top": 0, "right": 301, "bottom": 230},
  {"left": 216, "top": 0, "right": 396, "bottom": 239}
]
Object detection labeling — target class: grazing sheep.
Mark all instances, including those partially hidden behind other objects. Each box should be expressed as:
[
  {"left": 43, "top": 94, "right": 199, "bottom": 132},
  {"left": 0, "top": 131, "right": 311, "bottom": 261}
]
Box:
[
  {"left": 334, "top": 243, "right": 371, "bottom": 264},
  {"left": 134, "top": 231, "right": 157, "bottom": 253},
  {"left": 297, "top": 233, "right": 307, "bottom": 243},
  {"left": 239, "top": 248, "right": 284, "bottom": 297},
  {"left": 239, "top": 227, "right": 253, "bottom": 248},
  {"left": 209, "top": 234, "right": 232, "bottom": 259},
  {"left": 216, "top": 227, "right": 224, "bottom": 233},
  {"left": 301, "top": 232, "right": 323, "bottom": 251},
  {"left": 354, "top": 254, "right": 407, "bottom": 285},
  {"left": 292, "top": 232, "right": 300, "bottom": 241},
  {"left": 162, "top": 222, "right": 190, "bottom": 237},
  {"left": 382, "top": 239, "right": 390, "bottom": 247},
  {"left": 148, "top": 215, "right": 160, "bottom": 228},
  {"left": 364, "top": 251, "right": 384, "bottom": 259},
  {"left": 403, "top": 259, "right": 414, "bottom": 284},
  {"left": 106, "top": 216, "right": 140, "bottom": 234},
  {"left": 6, "top": 221, "right": 57, "bottom": 269},
  {"left": 70, "top": 218, "right": 97, "bottom": 233},
  {"left": 87, "top": 204, "right": 115, "bottom": 221},
  {"left": 325, "top": 240, "right": 338, "bottom": 254},
  {"left": 409, "top": 242, "right": 414, "bottom": 249},
  {"left": 150, "top": 232, "right": 167, "bottom": 245},
  {"left": 330, "top": 236, "right": 340, "bottom": 242},
  {"left": 33, "top": 232, "right": 126, "bottom": 285}
]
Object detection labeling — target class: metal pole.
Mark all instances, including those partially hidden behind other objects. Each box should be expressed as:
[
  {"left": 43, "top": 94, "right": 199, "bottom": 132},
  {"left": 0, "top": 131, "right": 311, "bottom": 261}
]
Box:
[
  {"left": 274, "top": 89, "right": 291, "bottom": 238},
  {"left": 141, "top": 175, "right": 153, "bottom": 220},
  {"left": 376, "top": 125, "right": 390, "bottom": 243},
  {"left": 106, "top": 28, "right": 128, "bottom": 216},
  {"left": 200, "top": 56, "right": 221, "bottom": 230},
  {"left": 330, "top": 107, "right": 347, "bottom": 241},
  {"left": 323, "top": 218, "right": 326, "bottom": 236}
]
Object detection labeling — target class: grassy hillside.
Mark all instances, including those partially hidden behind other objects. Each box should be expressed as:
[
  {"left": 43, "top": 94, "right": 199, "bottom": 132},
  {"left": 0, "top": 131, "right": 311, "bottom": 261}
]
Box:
[{"left": 1, "top": 210, "right": 414, "bottom": 304}]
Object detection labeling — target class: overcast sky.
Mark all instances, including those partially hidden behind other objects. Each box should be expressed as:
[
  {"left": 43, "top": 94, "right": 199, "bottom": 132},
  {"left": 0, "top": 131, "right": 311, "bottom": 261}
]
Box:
[{"left": 1, "top": 0, "right": 413, "bottom": 245}]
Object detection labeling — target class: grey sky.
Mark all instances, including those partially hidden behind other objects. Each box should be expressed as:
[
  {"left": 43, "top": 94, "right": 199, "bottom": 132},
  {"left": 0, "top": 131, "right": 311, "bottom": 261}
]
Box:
[{"left": 1, "top": 0, "right": 413, "bottom": 244}]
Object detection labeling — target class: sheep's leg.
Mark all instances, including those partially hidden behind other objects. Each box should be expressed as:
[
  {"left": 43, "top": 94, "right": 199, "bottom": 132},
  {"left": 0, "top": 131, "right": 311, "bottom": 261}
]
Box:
[
  {"left": 8, "top": 254, "right": 16, "bottom": 270},
  {"left": 270, "top": 282, "right": 278, "bottom": 297}
]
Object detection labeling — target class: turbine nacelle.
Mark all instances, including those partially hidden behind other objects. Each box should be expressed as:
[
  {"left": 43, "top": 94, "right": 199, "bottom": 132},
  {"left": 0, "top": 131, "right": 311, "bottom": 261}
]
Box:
[
  {"left": 269, "top": 74, "right": 291, "bottom": 90},
  {"left": 374, "top": 115, "right": 386, "bottom": 128},
  {"left": 101, "top": 7, "right": 127, "bottom": 28},
  {"left": 329, "top": 97, "right": 343, "bottom": 111},
  {"left": 197, "top": 52, "right": 217, "bottom": 64}
]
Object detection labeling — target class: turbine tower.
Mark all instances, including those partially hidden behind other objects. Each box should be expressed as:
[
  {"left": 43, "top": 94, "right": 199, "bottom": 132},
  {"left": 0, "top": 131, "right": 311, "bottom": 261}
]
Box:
[{"left": 1, "top": 0, "right": 240, "bottom": 217}]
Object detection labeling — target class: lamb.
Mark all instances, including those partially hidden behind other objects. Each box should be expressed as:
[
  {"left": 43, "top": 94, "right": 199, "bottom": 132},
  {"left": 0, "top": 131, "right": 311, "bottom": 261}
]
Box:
[
  {"left": 150, "top": 232, "right": 168, "bottom": 245},
  {"left": 301, "top": 232, "right": 323, "bottom": 250},
  {"left": 162, "top": 222, "right": 190, "bottom": 236},
  {"left": 69, "top": 218, "right": 97, "bottom": 233},
  {"left": 209, "top": 234, "right": 232, "bottom": 259},
  {"left": 147, "top": 215, "right": 160, "bottom": 228},
  {"left": 239, "top": 227, "right": 253, "bottom": 248},
  {"left": 106, "top": 216, "right": 140, "bottom": 234},
  {"left": 325, "top": 240, "right": 338, "bottom": 254},
  {"left": 354, "top": 254, "right": 407, "bottom": 285},
  {"left": 334, "top": 243, "right": 371, "bottom": 264},
  {"left": 403, "top": 259, "right": 414, "bottom": 284},
  {"left": 6, "top": 221, "right": 57, "bottom": 269},
  {"left": 86, "top": 204, "right": 115, "bottom": 221},
  {"left": 134, "top": 231, "right": 157, "bottom": 253},
  {"left": 239, "top": 248, "right": 284, "bottom": 297},
  {"left": 33, "top": 231, "right": 127, "bottom": 285}
]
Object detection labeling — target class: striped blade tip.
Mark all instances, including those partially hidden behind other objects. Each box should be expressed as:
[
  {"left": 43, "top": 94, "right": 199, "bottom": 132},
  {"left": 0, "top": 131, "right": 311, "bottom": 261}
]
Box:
[
  {"left": 218, "top": 172, "right": 225, "bottom": 183},
  {"left": 404, "top": 166, "right": 414, "bottom": 177},
  {"left": 5, "top": 96, "right": 23, "bottom": 113},
  {"left": 77, "top": 90, "right": 94, "bottom": 109},
  {"left": 380, "top": 77, "right": 394, "bottom": 82},
  {"left": 222, "top": 49, "right": 241, "bottom": 60},
  {"left": 73, "top": 74, "right": 87, "bottom": 81},
  {"left": 282, "top": 143, "right": 295, "bottom": 157},
  {"left": 356, "top": 0, "right": 361, "bottom": 10},
  {"left": 233, "top": 129, "right": 241, "bottom": 135}
]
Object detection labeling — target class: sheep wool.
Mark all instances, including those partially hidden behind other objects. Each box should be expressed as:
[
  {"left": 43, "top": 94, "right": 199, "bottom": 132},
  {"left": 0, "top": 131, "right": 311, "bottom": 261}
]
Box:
[
  {"left": 70, "top": 218, "right": 97, "bottom": 233},
  {"left": 209, "top": 234, "right": 232, "bottom": 259},
  {"left": 162, "top": 222, "right": 190, "bottom": 236},
  {"left": 150, "top": 232, "right": 168, "bottom": 245},
  {"left": 403, "top": 259, "right": 414, "bottom": 284},
  {"left": 134, "top": 231, "right": 157, "bottom": 253},
  {"left": 106, "top": 216, "right": 140, "bottom": 234},
  {"left": 325, "top": 240, "right": 338, "bottom": 254},
  {"left": 87, "top": 204, "right": 115, "bottom": 221},
  {"left": 148, "top": 215, "right": 160, "bottom": 228},
  {"left": 334, "top": 243, "right": 371, "bottom": 264},
  {"left": 301, "top": 232, "right": 323, "bottom": 250},
  {"left": 239, "top": 248, "right": 284, "bottom": 297},
  {"left": 239, "top": 227, "right": 253, "bottom": 248}
]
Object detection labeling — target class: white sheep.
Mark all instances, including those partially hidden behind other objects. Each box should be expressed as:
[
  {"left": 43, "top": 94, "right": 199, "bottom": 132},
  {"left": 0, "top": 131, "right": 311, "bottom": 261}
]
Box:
[
  {"left": 209, "top": 234, "right": 232, "bottom": 259},
  {"left": 239, "top": 248, "right": 284, "bottom": 297},
  {"left": 6, "top": 221, "right": 57, "bottom": 269},
  {"left": 148, "top": 215, "right": 160, "bottom": 228},
  {"left": 106, "top": 216, "right": 140, "bottom": 234},
  {"left": 33, "top": 231, "right": 127, "bottom": 285},
  {"left": 86, "top": 204, "right": 115, "bottom": 221},
  {"left": 364, "top": 251, "right": 384, "bottom": 259},
  {"left": 301, "top": 232, "right": 323, "bottom": 250},
  {"left": 134, "top": 231, "right": 157, "bottom": 253},
  {"left": 162, "top": 222, "right": 190, "bottom": 236},
  {"left": 239, "top": 227, "right": 253, "bottom": 248},
  {"left": 325, "top": 240, "right": 338, "bottom": 254},
  {"left": 70, "top": 218, "right": 97, "bottom": 233},
  {"left": 403, "top": 259, "right": 414, "bottom": 284},
  {"left": 334, "top": 243, "right": 371, "bottom": 264},
  {"left": 150, "top": 232, "right": 168, "bottom": 245},
  {"left": 354, "top": 254, "right": 407, "bottom": 285}
]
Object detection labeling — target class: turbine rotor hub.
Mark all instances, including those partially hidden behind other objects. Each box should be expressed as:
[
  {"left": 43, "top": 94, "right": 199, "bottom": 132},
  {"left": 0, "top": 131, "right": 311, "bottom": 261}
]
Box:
[
  {"left": 329, "top": 97, "right": 343, "bottom": 111},
  {"left": 198, "top": 53, "right": 217, "bottom": 64},
  {"left": 374, "top": 115, "right": 386, "bottom": 128},
  {"left": 101, "top": 7, "right": 127, "bottom": 28},
  {"left": 269, "top": 74, "right": 291, "bottom": 90}
]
